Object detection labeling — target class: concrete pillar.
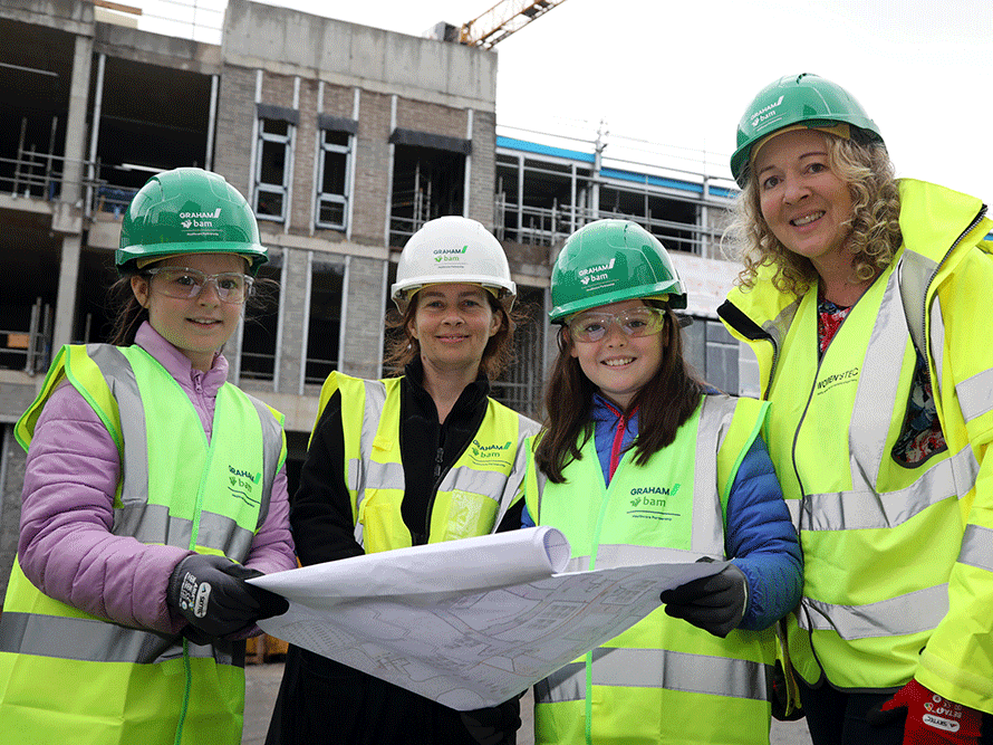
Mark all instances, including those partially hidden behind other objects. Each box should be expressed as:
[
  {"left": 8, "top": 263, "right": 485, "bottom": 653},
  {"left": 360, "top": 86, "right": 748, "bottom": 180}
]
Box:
[
  {"left": 52, "top": 234, "right": 82, "bottom": 350},
  {"left": 340, "top": 255, "right": 386, "bottom": 380},
  {"left": 278, "top": 249, "right": 309, "bottom": 393},
  {"left": 62, "top": 34, "right": 94, "bottom": 207}
]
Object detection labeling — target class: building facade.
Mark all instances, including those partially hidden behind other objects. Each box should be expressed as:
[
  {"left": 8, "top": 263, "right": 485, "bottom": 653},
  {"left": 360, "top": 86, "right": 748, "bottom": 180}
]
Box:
[{"left": 0, "top": 0, "right": 752, "bottom": 596}]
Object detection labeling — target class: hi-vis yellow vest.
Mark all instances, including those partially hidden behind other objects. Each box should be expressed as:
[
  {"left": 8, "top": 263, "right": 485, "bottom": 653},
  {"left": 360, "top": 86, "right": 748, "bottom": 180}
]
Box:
[
  {"left": 317, "top": 371, "right": 539, "bottom": 553},
  {"left": 0, "top": 344, "right": 285, "bottom": 745},
  {"left": 524, "top": 394, "right": 777, "bottom": 745},
  {"left": 720, "top": 179, "right": 993, "bottom": 711}
]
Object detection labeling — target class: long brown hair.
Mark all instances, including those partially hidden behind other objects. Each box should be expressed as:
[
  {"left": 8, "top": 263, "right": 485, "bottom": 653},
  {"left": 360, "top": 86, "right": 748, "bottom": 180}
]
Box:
[
  {"left": 383, "top": 289, "right": 523, "bottom": 379},
  {"left": 534, "top": 304, "right": 705, "bottom": 483}
]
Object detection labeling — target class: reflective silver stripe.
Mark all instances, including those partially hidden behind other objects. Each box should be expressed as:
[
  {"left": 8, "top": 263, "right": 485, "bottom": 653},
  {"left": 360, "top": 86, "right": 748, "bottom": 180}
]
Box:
[
  {"left": 87, "top": 344, "right": 150, "bottom": 506},
  {"left": 801, "top": 443, "right": 979, "bottom": 531},
  {"left": 535, "top": 660, "right": 585, "bottom": 703},
  {"left": 692, "top": 395, "right": 734, "bottom": 554},
  {"left": 113, "top": 503, "right": 256, "bottom": 557},
  {"left": 956, "top": 368, "right": 993, "bottom": 424},
  {"left": 761, "top": 298, "right": 802, "bottom": 352},
  {"left": 848, "top": 270, "right": 910, "bottom": 489},
  {"left": 531, "top": 461, "right": 548, "bottom": 521},
  {"left": 931, "top": 300, "right": 946, "bottom": 396},
  {"left": 535, "top": 647, "right": 770, "bottom": 704},
  {"left": 352, "top": 379, "right": 389, "bottom": 521},
  {"left": 0, "top": 612, "right": 237, "bottom": 666},
  {"left": 785, "top": 499, "right": 801, "bottom": 527},
  {"left": 362, "top": 460, "right": 406, "bottom": 491},
  {"left": 592, "top": 543, "right": 695, "bottom": 568},
  {"left": 959, "top": 524, "right": 993, "bottom": 572},
  {"left": 437, "top": 465, "right": 507, "bottom": 502},
  {"left": 244, "top": 392, "right": 284, "bottom": 528},
  {"left": 897, "top": 249, "right": 936, "bottom": 362},
  {"left": 493, "top": 419, "right": 538, "bottom": 529},
  {"left": 797, "top": 584, "right": 948, "bottom": 639},
  {"left": 88, "top": 345, "right": 279, "bottom": 546}
]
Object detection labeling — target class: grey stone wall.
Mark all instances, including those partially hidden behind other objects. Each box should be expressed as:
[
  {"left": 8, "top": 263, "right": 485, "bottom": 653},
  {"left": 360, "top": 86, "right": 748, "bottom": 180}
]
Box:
[{"left": 340, "top": 256, "right": 385, "bottom": 380}]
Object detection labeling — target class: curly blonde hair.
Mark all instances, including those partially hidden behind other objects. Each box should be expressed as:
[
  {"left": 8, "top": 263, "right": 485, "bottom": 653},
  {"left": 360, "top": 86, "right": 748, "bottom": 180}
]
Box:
[{"left": 726, "top": 132, "right": 903, "bottom": 296}]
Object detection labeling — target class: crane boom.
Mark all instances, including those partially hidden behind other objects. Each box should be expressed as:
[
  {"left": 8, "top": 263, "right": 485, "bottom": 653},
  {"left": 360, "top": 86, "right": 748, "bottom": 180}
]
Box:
[{"left": 460, "top": 0, "right": 568, "bottom": 49}]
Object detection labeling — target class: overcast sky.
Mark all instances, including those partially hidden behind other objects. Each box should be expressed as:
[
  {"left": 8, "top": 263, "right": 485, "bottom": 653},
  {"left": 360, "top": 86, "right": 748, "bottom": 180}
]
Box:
[{"left": 146, "top": 0, "right": 993, "bottom": 200}]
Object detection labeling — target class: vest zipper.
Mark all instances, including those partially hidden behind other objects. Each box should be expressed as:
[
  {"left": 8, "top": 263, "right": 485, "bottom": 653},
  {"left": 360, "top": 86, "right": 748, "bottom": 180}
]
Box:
[{"left": 423, "top": 435, "right": 474, "bottom": 545}]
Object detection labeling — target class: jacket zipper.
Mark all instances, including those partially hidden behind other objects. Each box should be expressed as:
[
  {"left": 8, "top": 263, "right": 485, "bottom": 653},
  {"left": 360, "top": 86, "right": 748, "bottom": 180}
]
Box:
[{"left": 916, "top": 205, "right": 987, "bottom": 396}]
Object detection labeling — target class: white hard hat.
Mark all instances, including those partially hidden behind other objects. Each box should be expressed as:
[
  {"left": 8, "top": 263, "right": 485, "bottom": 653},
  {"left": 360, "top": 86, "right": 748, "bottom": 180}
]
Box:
[{"left": 391, "top": 216, "right": 517, "bottom": 309}]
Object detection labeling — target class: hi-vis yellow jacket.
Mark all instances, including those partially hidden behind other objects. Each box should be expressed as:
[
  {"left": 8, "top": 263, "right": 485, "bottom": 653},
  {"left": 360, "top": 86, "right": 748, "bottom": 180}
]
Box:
[
  {"left": 719, "top": 179, "right": 993, "bottom": 713},
  {"left": 317, "top": 371, "right": 539, "bottom": 552},
  {"left": 524, "top": 395, "right": 777, "bottom": 745},
  {"left": 0, "top": 343, "right": 285, "bottom": 745}
]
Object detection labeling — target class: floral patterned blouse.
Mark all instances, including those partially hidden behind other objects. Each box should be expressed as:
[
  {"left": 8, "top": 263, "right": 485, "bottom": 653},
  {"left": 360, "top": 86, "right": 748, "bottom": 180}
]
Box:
[{"left": 818, "top": 296, "right": 946, "bottom": 466}]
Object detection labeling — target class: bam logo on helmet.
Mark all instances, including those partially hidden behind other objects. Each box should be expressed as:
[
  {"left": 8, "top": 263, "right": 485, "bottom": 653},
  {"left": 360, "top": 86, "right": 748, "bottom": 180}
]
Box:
[
  {"left": 578, "top": 258, "right": 616, "bottom": 286},
  {"left": 433, "top": 245, "right": 469, "bottom": 262}
]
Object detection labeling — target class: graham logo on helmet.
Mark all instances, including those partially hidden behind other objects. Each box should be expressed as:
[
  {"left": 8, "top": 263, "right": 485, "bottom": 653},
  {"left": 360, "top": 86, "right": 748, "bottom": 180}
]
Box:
[
  {"left": 730, "top": 72, "right": 884, "bottom": 187},
  {"left": 549, "top": 219, "right": 686, "bottom": 323},
  {"left": 116, "top": 167, "right": 268, "bottom": 274},
  {"left": 748, "top": 94, "right": 784, "bottom": 127}
]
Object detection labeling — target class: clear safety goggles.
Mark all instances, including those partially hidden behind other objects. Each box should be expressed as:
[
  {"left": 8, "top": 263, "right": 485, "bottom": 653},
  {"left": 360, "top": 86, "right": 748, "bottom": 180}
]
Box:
[
  {"left": 144, "top": 267, "right": 254, "bottom": 304},
  {"left": 567, "top": 306, "right": 667, "bottom": 343}
]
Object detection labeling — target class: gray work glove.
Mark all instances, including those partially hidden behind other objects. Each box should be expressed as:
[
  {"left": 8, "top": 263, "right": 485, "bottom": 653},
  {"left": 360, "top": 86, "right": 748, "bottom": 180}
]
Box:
[
  {"left": 660, "top": 562, "right": 747, "bottom": 638},
  {"left": 167, "top": 553, "right": 288, "bottom": 639}
]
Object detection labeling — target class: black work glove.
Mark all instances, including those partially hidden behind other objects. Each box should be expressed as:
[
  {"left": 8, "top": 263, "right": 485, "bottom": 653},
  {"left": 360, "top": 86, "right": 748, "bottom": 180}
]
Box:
[
  {"left": 167, "top": 554, "right": 289, "bottom": 639},
  {"left": 460, "top": 695, "right": 523, "bottom": 745},
  {"left": 659, "top": 562, "right": 747, "bottom": 638}
]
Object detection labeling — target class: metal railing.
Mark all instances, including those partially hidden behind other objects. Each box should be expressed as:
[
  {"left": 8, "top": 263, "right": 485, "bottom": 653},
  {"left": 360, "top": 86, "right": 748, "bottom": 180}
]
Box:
[
  {"left": 0, "top": 148, "right": 151, "bottom": 220},
  {"left": 494, "top": 197, "right": 725, "bottom": 257},
  {"left": 0, "top": 298, "right": 53, "bottom": 375}
]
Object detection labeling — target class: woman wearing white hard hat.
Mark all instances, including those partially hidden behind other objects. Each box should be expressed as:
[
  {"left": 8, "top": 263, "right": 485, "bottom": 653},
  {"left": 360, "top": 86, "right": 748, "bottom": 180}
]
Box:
[
  {"left": 266, "top": 216, "right": 539, "bottom": 745},
  {"left": 720, "top": 73, "right": 993, "bottom": 745}
]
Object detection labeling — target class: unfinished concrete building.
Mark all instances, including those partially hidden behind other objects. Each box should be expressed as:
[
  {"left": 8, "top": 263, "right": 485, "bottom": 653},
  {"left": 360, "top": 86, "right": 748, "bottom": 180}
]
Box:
[{"left": 0, "top": 0, "right": 751, "bottom": 595}]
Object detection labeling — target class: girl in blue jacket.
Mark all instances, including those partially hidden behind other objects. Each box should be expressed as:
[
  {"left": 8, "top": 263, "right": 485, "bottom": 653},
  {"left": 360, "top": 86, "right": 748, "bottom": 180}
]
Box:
[{"left": 521, "top": 219, "right": 802, "bottom": 745}]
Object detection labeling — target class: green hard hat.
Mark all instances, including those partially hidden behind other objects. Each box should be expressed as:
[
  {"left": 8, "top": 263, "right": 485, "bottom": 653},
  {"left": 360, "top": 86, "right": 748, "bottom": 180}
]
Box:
[
  {"left": 117, "top": 167, "right": 268, "bottom": 274},
  {"left": 549, "top": 219, "right": 686, "bottom": 323},
  {"left": 730, "top": 73, "right": 883, "bottom": 187}
]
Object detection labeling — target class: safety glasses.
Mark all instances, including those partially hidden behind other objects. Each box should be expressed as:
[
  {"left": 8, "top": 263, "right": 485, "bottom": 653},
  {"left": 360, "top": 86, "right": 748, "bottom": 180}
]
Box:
[
  {"left": 567, "top": 306, "right": 667, "bottom": 343},
  {"left": 144, "top": 267, "right": 254, "bottom": 304}
]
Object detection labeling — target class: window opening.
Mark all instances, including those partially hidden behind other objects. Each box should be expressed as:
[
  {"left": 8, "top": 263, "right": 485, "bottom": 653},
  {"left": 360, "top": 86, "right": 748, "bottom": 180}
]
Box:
[
  {"left": 240, "top": 262, "right": 281, "bottom": 382},
  {"left": 389, "top": 144, "right": 465, "bottom": 246},
  {"left": 305, "top": 260, "right": 345, "bottom": 386},
  {"left": 255, "top": 117, "right": 292, "bottom": 221},
  {"left": 316, "top": 129, "right": 351, "bottom": 230}
]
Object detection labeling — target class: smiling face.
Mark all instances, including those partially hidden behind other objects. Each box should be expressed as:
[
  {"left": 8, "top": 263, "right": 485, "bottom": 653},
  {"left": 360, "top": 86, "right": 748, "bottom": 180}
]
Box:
[
  {"left": 131, "top": 252, "right": 249, "bottom": 371},
  {"left": 754, "top": 128, "right": 856, "bottom": 278},
  {"left": 568, "top": 299, "right": 666, "bottom": 411},
  {"left": 408, "top": 283, "right": 502, "bottom": 377}
]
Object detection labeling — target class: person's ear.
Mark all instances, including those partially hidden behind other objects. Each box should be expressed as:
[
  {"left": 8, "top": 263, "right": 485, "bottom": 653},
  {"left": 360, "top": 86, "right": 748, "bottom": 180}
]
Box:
[
  {"left": 131, "top": 275, "right": 150, "bottom": 308},
  {"left": 488, "top": 308, "right": 503, "bottom": 337},
  {"left": 565, "top": 328, "right": 580, "bottom": 358}
]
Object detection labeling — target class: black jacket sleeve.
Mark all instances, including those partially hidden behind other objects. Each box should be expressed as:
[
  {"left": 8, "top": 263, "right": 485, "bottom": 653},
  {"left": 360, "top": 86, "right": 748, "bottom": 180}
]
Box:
[{"left": 289, "top": 391, "right": 365, "bottom": 566}]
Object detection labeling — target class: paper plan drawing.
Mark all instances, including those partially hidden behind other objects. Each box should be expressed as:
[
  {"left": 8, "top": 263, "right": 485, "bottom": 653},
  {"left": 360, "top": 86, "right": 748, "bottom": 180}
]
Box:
[{"left": 251, "top": 526, "right": 727, "bottom": 710}]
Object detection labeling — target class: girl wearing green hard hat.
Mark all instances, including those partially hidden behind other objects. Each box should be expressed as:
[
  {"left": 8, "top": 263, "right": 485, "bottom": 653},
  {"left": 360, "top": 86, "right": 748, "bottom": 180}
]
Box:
[
  {"left": 521, "top": 218, "right": 802, "bottom": 744},
  {"left": 0, "top": 168, "right": 295, "bottom": 745},
  {"left": 720, "top": 73, "right": 993, "bottom": 745}
]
